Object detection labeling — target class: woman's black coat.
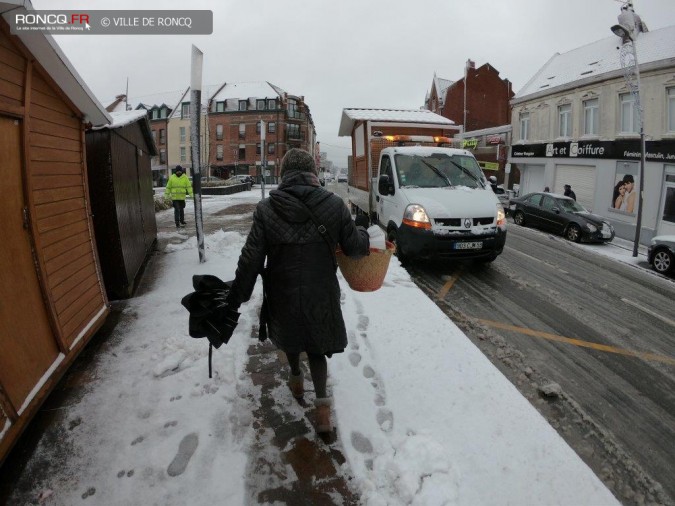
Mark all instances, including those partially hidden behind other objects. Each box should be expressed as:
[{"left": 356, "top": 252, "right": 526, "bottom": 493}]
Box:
[{"left": 228, "top": 172, "right": 369, "bottom": 355}]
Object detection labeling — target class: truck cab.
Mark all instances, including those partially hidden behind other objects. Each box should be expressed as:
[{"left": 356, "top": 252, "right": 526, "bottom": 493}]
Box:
[{"left": 374, "top": 145, "right": 507, "bottom": 262}]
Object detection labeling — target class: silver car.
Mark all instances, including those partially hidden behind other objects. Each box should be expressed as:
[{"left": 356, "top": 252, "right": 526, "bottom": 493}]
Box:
[{"left": 648, "top": 235, "right": 675, "bottom": 275}]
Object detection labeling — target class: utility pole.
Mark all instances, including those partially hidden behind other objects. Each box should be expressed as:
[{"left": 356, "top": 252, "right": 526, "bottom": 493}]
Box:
[
  {"left": 260, "top": 120, "right": 266, "bottom": 199},
  {"left": 190, "top": 45, "right": 205, "bottom": 263}
]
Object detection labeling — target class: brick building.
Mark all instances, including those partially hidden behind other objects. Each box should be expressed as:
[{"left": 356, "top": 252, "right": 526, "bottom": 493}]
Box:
[
  {"left": 207, "top": 81, "right": 316, "bottom": 182},
  {"left": 425, "top": 61, "right": 514, "bottom": 132}
]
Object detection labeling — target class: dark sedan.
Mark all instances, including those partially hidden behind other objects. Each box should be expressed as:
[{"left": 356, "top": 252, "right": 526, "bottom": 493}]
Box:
[{"left": 511, "top": 192, "right": 615, "bottom": 243}]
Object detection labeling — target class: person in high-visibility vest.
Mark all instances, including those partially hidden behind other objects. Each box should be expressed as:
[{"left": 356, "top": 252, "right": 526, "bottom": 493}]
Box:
[{"left": 165, "top": 165, "right": 193, "bottom": 228}]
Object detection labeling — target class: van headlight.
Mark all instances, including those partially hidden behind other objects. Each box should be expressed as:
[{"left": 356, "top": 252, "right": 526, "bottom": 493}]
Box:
[
  {"left": 402, "top": 204, "right": 432, "bottom": 230},
  {"left": 496, "top": 204, "right": 506, "bottom": 227}
]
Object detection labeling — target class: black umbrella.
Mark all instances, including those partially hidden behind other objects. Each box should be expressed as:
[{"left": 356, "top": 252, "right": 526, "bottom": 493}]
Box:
[{"left": 181, "top": 275, "right": 240, "bottom": 377}]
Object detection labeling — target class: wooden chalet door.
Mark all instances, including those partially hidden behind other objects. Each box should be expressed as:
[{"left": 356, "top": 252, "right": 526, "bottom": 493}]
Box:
[{"left": 0, "top": 115, "right": 60, "bottom": 413}]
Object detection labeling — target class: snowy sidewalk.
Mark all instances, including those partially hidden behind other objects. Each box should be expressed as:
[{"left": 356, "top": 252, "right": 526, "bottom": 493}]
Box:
[{"left": 1, "top": 190, "right": 622, "bottom": 505}]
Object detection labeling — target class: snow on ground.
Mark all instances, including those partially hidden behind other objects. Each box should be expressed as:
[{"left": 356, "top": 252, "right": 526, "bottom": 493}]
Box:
[{"left": 28, "top": 190, "right": 625, "bottom": 505}]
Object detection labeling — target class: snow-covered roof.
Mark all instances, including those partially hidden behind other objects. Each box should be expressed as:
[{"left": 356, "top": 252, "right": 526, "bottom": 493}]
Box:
[
  {"left": 135, "top": 89, "right": 187, "bottom": 111},
  {"left": 88, "top": 110, "right": 157, "bottom": 155},
  {"left": 515, "top": 25, "right": 675, "bottom": 101},
  {"left": 94, "top": 110, "right": 148, "bottom": 129},
  {"left": 338, "top": 108, "right": 456, "bottom": 137},
  {"left": 0, "top": 0, "right": 111, "bottom": 126},
  {"left": 169, "top": 85, "right": 219, "bottom": 119},
  {"left": 434, "top": 75, "right": 454, "bottom": 106},
  {"left": 210, "top": 81, "right": 286, "bottom": 102}
]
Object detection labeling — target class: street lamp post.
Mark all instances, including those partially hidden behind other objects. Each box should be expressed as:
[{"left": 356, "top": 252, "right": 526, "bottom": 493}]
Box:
[{"left": 612, "top": 6, "right": 645, "bottom": 257}]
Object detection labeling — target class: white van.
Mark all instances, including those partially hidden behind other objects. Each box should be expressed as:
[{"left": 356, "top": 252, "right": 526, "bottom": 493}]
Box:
[{"left": 372, "top": 146, "right": 507, "bottom": 263}]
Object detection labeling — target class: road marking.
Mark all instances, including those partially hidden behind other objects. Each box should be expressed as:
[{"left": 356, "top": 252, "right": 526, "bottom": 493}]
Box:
[
  {"left": 621, "top": 298, "right": 675, "bottom": 329},
  {"left": 505, "top": 246, "right": 568, "bottom": 274},
  {"left": 478, "top": 319, "right": 675, "bottom": 366},
  {"left": 437, "top": 269, "right": 462, "bottom": 299}
]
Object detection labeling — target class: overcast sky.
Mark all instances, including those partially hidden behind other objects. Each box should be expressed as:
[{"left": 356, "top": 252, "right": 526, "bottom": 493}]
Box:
[{"left": 33, "top": 0, "right": 675, "bottom": 168}]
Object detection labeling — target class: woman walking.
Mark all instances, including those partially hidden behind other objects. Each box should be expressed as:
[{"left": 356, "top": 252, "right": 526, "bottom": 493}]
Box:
[{"left": 226, "top": 149, "right": 369, "bottom": 434}]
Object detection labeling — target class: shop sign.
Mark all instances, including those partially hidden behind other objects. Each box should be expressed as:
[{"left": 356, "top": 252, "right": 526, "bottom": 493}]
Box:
[
  {"left": 511, "top": 139, "right": 675, "bottom": 162},
  {"left": 462, "top": 139, "right": 478, "bottom": 149},
  {"left": 486, "top": 135, "right": 503, "bottom": 145}
]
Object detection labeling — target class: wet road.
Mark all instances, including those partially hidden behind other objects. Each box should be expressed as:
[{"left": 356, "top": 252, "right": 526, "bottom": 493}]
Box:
[{"left": 406, "top": 223, "right": 675, "bottom": 504}]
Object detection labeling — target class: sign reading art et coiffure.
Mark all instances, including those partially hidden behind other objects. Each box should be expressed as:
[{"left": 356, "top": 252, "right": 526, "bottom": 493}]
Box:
[{"left": 511, "top": 139, "right": 675, "bottom": 162}]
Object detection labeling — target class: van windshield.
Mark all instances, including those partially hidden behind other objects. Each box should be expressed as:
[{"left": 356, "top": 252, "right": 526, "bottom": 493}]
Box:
[{"left": 394, "top": 153, "right": 485, "bottom": 189}]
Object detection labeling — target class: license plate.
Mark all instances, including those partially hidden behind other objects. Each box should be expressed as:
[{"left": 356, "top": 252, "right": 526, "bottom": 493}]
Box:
[{"left": 454, "top": 241, "right": 482, "bottom": 250}]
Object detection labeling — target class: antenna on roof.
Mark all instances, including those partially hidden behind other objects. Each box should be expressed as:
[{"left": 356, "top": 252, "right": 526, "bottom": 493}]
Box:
[{"left": 125, "top": 77, "right": 130, "bottom": 111}]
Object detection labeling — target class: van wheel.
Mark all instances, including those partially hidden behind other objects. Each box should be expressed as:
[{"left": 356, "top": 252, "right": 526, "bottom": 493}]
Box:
[
  {"left": 514, "top": 210, "right": 525, "bottom": 226},
  {"left": 388, "top": 228, "right": 409, "bottom": 264}
]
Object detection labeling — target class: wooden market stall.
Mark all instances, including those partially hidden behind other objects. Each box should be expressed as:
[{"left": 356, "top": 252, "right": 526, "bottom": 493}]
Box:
[
  {"left": 86, "top": 110, "right": 158, "bottom": 299},
  {"left": 0, "top": 3, "right": 111, "bottom": 464}
]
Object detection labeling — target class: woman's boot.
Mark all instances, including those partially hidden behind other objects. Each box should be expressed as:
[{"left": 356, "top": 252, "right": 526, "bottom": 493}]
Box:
[
  {"left": 288, "top": 371, "right": 304, "bottom": 399},
  {"left": 314, "top": 398, "right": 332, "bottom": 433}
]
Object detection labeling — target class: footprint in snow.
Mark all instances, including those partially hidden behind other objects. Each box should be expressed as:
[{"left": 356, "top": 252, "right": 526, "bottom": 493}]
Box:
[
  {"left": 362, "top": 365, "right": 375, "bottom": 379},
  {"left": 349, "top": 352, "right": 361, "bottom": 367},
  {"left": 350, "top": 431, "right": 373, "bottom": 454},
  {"left": 167, "top": 433, "right": 199, "bottom": 477},
  {"left": 131, "top": 436, "right": 144, "bottom": 446},
  {"left": 376, "top": 408, "right": 394, "bottom": 432},
  {"left": 164, "top": 420, "right": 178, "bottom": 428}
]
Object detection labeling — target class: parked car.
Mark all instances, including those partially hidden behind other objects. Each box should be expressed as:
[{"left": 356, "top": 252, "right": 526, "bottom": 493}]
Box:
[
  {"left": 227, "top": 175, "right": 254, "bottom": 185},
  {"left": 511, "top": 192, "right": 615, "bottom": 243},
  {"left": 648, "top": 235, "right": 675, "bottom": 275},
  {"left": 337, "top": 173, "right": 348, "bottom": 183}
]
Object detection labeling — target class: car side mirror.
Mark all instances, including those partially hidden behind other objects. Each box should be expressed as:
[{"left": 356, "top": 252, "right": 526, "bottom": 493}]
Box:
[
  {"left": 378, "top": 174, "right": 394, "bottom": 196},
  {"left": 552, "top": 207, "right": 560, "bottom": 214}
]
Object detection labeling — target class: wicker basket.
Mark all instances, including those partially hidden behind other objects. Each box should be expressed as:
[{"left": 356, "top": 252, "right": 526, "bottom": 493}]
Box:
[{"left": 336, "top": 241, "right": 395, "bottom": 292}]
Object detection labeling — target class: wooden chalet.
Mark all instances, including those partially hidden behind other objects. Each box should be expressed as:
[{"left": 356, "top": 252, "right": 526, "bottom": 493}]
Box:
[
  {"left": 0, "top": 1, "right": 111, "bottom": 464},
  {"left": 86, "top": 110, "right": 158, "bottom": 299}
]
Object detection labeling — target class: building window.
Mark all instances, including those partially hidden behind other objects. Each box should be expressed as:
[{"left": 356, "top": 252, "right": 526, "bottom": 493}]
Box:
[
  {"left": 216, "top": 101, "right": 225, "bottom": 113},
  {"left": 256, "top": 121, "right": 261, "bottom": 134},
  {"left": 268, "top": 122, "right": 276, "bottom": 134},
  {"left": 159, "top": 129, "right": 166, "bottom": 144},
  {"left": 267, "top": 99, "right": 276, "bottom": 110},
  {"left": 256, "top": 143, "right": 261, "bottom": 155},
  {"left": 239, "top": 100, "right": 247, "bottom": 111},
  {"left": 287, "top": 98, "right": 300, "bottom": 119},
  {"left": 583, "top": 98, "right": 599, "bottom": 136},
  {"left": 620, "top": 93, "right": 639, "bottom": 133},
  {"left": 257, "top": 99, "right": 266, "bottom": 110},
  {"left": 180, "top": 126, "right": 186, "bottom": 143},
  {"left": 239, "top": 123, "right": 245, "bottom": 139},
  {"left": 152, "top": 130, "right": 157, "bottom": 144},
  {"left": 668, "top": 88, "right": 675, "bottom": 132},
  {"left": 160, "top": 148, "right": 166, "bottom": 164},
  {"left": 519, "top": 112, "right": 530, "bottom": 141},
  {"left": 288, "top": 124, "right": 300, "bottom": 139},
  {"left": 180, "top": 147, "right": 186, "bottom": 162},
  {"left": 238, "top": 144, "right": 246, "bottom": 160},
  {"left": 216, "top": 124, "right": 223, "bottom": 141},
  {"left": 268, "top": 143, "right": 275, "bottom": 155},
  {"left": 216, "top": 144, "right": 223, "bottom": 161},
  {"left": 181, "top": 102, "right": 190, "bottom": 119},
  {"left": 160, "top": 107, "right": 167, "bottom": 119},
  {"left": 558, "top": 103, "right": 572, "bottom": 137}
]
